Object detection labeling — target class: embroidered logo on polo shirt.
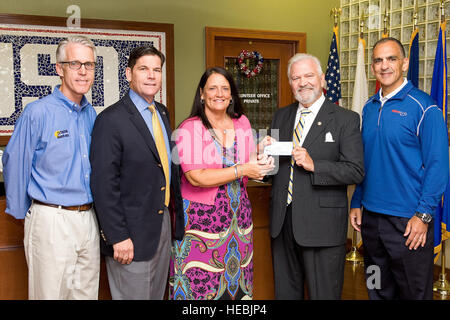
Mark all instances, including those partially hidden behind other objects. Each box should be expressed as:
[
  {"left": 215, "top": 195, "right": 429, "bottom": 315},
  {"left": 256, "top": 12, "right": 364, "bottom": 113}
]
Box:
[
  {"left": 392, "top": 109, "right": 407, "bottom": 116},
  {"left": 54, "top": 130, "right": 69, "bottom": 139}
]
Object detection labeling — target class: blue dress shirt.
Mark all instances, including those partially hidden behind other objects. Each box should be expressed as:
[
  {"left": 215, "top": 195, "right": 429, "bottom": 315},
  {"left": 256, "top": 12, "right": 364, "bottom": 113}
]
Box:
[
  {"left": 128, "top": 89, "right": 171, "bottom": 180},
  {"left": 3, "top": 85, "right": 97, "bottom": 219}
]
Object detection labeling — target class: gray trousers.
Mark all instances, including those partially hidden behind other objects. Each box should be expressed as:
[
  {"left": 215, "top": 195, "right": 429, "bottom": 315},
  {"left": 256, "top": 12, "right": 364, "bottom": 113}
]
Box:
[{"left": 105, "top": 209, "right": 171, "bottom": 300}]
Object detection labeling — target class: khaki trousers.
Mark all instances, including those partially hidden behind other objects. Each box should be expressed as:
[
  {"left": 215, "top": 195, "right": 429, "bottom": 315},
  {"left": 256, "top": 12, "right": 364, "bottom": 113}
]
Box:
[{"left": 24, "top": 202, "right": 100, "bottom": 300}]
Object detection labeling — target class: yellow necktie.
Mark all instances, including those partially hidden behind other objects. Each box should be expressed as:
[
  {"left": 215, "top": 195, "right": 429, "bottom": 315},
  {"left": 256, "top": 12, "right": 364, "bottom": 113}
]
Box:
[
  {"left": 287, "top": 109, "right": 311, "bottom": 205},
  {"left": 149, "top": 104, "right": 170, "bottom": 207}
]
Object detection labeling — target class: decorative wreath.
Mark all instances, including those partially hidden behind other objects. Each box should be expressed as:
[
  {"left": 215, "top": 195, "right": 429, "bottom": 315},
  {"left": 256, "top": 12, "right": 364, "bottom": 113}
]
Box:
[{"left": 237, "top": 50, "right": 264, "bottom": 78}]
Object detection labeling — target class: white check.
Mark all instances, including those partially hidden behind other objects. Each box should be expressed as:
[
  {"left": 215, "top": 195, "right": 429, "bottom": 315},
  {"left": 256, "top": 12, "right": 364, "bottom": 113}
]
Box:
[{"left": 264, "top": 142, "right": 293, "bottom": 156}]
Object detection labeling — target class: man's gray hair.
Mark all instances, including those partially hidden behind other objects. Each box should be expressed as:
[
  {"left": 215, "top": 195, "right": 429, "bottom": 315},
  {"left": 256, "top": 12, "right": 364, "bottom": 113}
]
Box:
[
  {"left": 287, "top": 53, "right": 323, "bottom": 81},
  {"left": 56, "top": 35, "right": 97, "bottom": 62}
]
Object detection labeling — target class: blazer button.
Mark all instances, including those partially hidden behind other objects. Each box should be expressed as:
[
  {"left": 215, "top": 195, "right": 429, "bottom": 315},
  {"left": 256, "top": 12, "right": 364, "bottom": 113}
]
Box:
[
  {"left": 100, "top": 230, "right": 107, "bottom": 242},
  {"left": 158, "top": 209, "right": 164, "bottom": 215},
  {"left": 160, "top": 186, "right": 166, "bottom": 191}
]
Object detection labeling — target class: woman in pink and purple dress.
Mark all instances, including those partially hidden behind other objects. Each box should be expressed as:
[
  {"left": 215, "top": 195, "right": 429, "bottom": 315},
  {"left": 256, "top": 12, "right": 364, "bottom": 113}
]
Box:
[{"left": 171, "top": 67, "right": 274, "bottom": 300}]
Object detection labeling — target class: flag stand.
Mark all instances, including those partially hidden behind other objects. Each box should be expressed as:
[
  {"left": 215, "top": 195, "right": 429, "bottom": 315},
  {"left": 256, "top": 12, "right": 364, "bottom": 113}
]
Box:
[
  {"left": 433, "top": 240, "right": 450, "bottom": 295},
  {"left": 346, "top": 15, "right": 365, "bottom": 266},
  {"left": 346, "top": 229, "right": 363, "bottom": 264}
]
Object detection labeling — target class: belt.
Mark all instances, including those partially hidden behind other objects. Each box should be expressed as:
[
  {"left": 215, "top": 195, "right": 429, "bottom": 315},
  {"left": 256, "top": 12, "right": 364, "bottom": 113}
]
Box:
[{"left": 33, "top": 199, "right": 93, "bottom": 211}]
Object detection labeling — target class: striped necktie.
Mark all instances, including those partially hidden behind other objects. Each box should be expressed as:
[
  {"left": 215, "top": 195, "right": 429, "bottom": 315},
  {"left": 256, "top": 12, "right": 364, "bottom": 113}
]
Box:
[
  {"left": 149, "top": 104, "right": 170, "bottom": 207},
  {"left": 287, "top": 109, "right": 311, "bottom": 205}
]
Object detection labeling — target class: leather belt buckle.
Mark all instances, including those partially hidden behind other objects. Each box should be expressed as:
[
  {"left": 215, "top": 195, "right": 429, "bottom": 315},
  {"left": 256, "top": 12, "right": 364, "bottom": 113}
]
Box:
[{"left": 33, "top": 199, "right": 93, "bottom": 211}]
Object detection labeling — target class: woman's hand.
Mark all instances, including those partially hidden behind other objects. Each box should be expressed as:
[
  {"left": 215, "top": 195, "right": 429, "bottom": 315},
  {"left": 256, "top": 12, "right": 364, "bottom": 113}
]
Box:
[
  {"left": 241, "top": 153, "right": 275, "bottom": 180},
  {"left": 257, "top": 136, "right": 277, "bottom": 154}
]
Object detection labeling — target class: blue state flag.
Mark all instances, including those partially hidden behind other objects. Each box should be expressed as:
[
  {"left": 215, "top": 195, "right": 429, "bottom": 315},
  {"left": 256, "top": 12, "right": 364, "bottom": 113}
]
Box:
[
  {"left": 430, "top": 21, "right": 450, "bottom": 263},
  {"left": 407, "top": 28, "right": 419, "bottom": 88}
]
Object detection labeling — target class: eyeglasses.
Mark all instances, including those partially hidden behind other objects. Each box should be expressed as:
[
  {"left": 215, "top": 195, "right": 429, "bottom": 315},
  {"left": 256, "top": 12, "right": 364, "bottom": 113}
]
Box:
[{"left": 60, "top": 61, "right": 96, "bottom": 70}]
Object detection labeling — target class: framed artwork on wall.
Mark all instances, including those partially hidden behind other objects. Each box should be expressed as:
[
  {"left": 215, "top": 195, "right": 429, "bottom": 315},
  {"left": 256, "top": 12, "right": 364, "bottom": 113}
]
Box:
[{"left": 0, "top": 13, "right": 175, "bottom": 146}]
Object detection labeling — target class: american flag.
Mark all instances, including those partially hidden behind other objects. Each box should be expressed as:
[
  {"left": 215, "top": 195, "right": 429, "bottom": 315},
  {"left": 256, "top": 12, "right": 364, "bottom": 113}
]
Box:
[{"left": 324, "top": 26, "right": 341, "bottom": 105}]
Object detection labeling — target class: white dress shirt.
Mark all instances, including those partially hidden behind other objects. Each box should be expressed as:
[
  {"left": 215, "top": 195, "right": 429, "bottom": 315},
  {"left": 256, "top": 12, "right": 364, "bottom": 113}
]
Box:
[{"left": 293, "top": 94, "right": 325, "bottom": 146}]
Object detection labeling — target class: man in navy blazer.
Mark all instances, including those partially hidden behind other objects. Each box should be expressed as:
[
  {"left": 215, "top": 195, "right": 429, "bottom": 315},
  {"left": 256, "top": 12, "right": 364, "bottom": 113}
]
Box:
[
  {"left": 269, "top": 53, "right": 364, "bottom": 299},
  {"left": 90, "top": 46, "right": 184, "bottom": 299}
]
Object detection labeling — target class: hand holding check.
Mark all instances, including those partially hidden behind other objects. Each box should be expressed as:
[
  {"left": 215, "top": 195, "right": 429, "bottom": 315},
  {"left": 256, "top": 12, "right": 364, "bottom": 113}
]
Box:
[{"left": 262, "top": 136, "right": 314, "bottom": 172}]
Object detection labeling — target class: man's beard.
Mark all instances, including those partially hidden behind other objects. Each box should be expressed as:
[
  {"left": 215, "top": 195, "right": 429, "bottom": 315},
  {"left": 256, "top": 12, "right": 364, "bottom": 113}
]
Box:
[{"left": 294, "top": 85, "right": 321, "bottom": 105}]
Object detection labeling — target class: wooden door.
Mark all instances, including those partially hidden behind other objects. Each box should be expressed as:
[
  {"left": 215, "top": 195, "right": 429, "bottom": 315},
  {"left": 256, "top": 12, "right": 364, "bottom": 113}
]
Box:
[
  {"left": 206, "top": 27, "right": 306, "bottom": 113},
  {"left": 206, "top": 27, "right": 306, "bottom": 299}
]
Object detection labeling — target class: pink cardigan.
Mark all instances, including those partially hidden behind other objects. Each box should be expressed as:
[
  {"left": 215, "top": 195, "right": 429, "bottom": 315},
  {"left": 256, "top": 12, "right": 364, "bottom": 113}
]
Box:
[{"left": 175, "top": 115, "right": 256, "bottom": 205}]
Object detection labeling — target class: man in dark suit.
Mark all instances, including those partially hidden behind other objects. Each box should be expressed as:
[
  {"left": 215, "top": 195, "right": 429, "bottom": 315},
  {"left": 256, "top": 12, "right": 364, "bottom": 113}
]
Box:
[
  {"left": 268, "top": 53, "right": 364, "bottom": 299},
  {"left": 90, "top": 46, "right": 184, "bottom": 299}
]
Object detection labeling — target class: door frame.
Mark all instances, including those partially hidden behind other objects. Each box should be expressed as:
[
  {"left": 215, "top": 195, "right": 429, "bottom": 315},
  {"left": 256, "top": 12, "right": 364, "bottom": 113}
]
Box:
[
  {"left": 205, "top": 26, "right": 306, "bottom": 109},
  {"left": 205, "top": 26, "right": 306, "bottom": 69}
]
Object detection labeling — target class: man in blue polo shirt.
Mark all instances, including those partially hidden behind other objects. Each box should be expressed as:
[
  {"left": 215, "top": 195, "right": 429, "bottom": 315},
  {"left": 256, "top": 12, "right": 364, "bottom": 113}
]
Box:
[
  {"left": 3, "top": 36, "right": 99, "bottom": 299},
  {"left": 349, "top": 37, "right": 449, "bottom": 299}
]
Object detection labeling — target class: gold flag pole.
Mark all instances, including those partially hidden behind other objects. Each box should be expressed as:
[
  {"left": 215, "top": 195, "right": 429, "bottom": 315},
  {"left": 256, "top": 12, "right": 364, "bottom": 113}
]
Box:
[
  {"left": 346, "top": 12, "right": 365, "bottom": 265},
  {"left": 346, "top": 227, "right": 364, "bottom": 264},
  {"left": 359, "top": 11, "right": 365, "bottom": 40},
  {"left": 330, "top": 7, "right": 342, "bottom": 28},
  {"left": 413, "top": 0, "right": 418, "bottom": 30},
  {"left": 433, "top": 0, "right": 450, "bottom": 296},
  {"left": 382, "top": 8, "right": 390, "bottom": 37},
  {"left": 434, "top": 241, "right": 450, "bottom": 295}
]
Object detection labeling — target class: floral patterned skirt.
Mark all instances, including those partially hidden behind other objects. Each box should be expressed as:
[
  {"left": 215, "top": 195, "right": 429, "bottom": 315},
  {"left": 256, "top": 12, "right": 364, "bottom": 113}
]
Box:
[{"left": 170, "top": 178, "right": 253, "bottom": 300}]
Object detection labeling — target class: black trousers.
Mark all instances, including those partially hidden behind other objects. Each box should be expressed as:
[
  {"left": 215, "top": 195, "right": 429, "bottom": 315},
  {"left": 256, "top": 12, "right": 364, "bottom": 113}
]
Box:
[
  {"left": 271, "top": 205, "right": 346, "bottom": 300},
  {"left": 361, "top": 209, "right": 434, "bottom": 300}
]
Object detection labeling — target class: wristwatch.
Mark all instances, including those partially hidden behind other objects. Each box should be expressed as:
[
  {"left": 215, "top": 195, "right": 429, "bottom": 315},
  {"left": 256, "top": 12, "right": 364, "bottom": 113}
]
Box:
[{"left": 414, "top": 212, "right": 432, "bottom": 224}]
